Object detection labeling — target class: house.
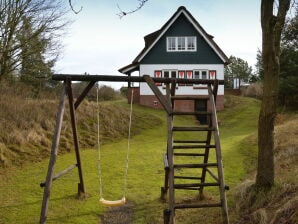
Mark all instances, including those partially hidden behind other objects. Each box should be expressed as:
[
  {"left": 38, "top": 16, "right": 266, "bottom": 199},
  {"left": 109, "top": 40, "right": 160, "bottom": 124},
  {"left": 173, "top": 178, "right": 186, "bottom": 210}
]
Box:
[{"left": 119, "top": 6, "right": 229, "bottom": 111}]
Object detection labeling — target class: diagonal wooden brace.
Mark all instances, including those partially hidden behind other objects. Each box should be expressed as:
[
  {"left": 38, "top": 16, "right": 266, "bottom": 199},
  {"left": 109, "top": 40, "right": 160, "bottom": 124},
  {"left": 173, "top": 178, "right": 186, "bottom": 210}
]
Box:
[{"left": 143, "top": 75, "right": 173, "bottom": 115}]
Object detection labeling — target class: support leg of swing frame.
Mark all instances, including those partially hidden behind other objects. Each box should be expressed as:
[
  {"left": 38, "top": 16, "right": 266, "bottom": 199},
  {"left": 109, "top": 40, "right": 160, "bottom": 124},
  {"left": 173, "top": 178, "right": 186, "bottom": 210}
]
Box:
[
  {"left": 40, "top": 82, "right": 67, "bottom": 224},
  {"left": 66, "top": 80, "right": 86, "bottom": 196}
]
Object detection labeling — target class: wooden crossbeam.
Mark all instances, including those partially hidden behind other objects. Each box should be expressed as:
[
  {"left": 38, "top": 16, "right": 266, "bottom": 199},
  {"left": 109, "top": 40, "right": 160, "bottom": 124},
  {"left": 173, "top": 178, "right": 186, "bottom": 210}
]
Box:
[
  {"left": 40, "top": 164, "right": 78, "bottom": 187},
  {"left": 52, "top": 74, "right": 224, "bottom": 85}
]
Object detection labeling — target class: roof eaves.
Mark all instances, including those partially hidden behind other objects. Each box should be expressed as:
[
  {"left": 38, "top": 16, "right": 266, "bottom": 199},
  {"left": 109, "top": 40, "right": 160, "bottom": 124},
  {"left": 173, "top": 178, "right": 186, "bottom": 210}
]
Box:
[{"left": 118, "top": 63, "right": 139, "bottom": 74}]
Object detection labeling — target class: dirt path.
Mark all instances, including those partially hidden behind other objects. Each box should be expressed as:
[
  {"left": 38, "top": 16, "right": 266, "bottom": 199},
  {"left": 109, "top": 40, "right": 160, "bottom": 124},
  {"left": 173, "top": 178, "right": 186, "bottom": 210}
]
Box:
[{"left": 100, "top": 202, "right": 134, "bottom": 224}]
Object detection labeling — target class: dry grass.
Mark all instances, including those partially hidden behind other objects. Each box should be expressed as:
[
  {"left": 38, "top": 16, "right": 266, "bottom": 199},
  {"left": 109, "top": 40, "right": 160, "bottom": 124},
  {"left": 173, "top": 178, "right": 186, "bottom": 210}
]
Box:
[
  {"left": 234, "top": 114, "right": 298, "bottom": 224},
  {"left": 0, "top": 82, "right": 161, "bottom": 168}
]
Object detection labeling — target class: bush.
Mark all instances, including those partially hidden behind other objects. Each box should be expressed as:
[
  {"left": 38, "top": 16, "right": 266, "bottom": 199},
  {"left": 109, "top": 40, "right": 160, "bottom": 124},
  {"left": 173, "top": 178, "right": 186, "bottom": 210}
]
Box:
[{"left": 242, "top": 82, "right": 263, "bottom": 99}]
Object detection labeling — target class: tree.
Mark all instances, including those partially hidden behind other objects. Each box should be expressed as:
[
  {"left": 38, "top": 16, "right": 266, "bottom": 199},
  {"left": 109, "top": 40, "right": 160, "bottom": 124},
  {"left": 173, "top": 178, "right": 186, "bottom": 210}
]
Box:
[
  {"left": 18, "top": 16, "right": 56, "bottom": 96},
  {"left": 0, "top": 0, "right": 68, "bottom": 81},
  {"left": 279, "top": 4, "right": 298, "bottom": 108},
  {"left": 255, "top": 4, "right": 298, "bottom": 108},
  {"left": 256, "top": 0, "right": 291, "bottom": 188},
  {"left": 224, "top": 55, "right": 253, "bottom": 88}
]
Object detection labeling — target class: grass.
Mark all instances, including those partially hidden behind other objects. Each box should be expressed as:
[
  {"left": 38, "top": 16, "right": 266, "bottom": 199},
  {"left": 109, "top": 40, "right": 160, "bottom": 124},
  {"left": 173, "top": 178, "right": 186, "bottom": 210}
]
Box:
[{"left": 0, "top": 94, "right": 263, "bottom": 224}]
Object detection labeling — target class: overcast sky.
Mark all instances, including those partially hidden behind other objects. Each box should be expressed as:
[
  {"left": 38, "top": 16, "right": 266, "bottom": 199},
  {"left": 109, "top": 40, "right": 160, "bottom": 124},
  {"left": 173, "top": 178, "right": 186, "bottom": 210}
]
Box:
[{"left": 55, "top": 0, "right": 262, "bottom": 89}]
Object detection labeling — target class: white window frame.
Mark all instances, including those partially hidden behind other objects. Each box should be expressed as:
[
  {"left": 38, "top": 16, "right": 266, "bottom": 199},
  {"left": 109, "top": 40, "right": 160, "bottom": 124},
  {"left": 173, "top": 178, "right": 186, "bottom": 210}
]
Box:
[
  {"left": 166, "top": 36, "right": 197, "bottom": 52},
  {"left": 194, "top": 70, "right": 208, "bottom": 87}
]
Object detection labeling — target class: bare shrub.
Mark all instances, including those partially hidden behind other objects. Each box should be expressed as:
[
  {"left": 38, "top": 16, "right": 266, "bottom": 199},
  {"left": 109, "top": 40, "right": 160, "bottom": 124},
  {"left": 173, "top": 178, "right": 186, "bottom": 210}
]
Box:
[{"left": 242, "top": 83, "right": 263, "bottom": 99}]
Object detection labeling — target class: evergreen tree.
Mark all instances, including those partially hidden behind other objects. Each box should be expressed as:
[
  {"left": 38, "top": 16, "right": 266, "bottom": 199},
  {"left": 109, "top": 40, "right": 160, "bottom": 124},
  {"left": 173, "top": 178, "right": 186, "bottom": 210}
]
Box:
[
  {"left": 18, "top": 16, "right": 55, "bottom": 96},
  {"left": 279, "top": 4, "right": 298, "bottom": 108}
]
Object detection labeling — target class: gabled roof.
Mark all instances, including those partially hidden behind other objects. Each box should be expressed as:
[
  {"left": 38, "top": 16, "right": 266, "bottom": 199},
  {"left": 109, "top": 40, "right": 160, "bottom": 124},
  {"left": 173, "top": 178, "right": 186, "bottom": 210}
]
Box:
[{"left": 119, "top": 6, "right": 229, "bottom": 74}]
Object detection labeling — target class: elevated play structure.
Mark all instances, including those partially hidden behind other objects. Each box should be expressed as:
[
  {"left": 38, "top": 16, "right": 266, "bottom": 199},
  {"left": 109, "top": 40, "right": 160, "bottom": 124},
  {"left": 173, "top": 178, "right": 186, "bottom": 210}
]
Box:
[{"left": 39, "top": 74, "right": 229, "bottom": 224}]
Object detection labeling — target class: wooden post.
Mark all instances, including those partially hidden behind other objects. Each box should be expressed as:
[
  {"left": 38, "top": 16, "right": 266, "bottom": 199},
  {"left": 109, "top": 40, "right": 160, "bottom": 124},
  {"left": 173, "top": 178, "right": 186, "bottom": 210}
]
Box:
[
  {"left": 208, "top": 85, "right": 229, "bottom": 224},
  {"left": 66, "top": 80, "right": 86, "bottom": 195},
  {"left": 166, "top": 83, "right": 175, "bottom": 224},
  {"left": 199, "top": 130, "right": 212, "bottom": 199},
  {"left": 40, "top": 82, "right": 67, "bottom": 224}
]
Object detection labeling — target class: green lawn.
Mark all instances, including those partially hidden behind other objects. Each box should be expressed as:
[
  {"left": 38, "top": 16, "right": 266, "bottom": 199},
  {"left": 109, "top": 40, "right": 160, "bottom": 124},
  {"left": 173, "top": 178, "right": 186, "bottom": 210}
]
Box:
[{"left": 0, "top": 95, "right": 260, "bottom": 224}]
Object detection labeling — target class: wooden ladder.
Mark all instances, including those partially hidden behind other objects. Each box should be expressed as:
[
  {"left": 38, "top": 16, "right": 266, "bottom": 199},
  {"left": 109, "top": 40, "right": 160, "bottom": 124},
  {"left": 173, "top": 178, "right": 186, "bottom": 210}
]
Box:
[{"left": 161, "top": 81, "right": 229, "bottom": 224}]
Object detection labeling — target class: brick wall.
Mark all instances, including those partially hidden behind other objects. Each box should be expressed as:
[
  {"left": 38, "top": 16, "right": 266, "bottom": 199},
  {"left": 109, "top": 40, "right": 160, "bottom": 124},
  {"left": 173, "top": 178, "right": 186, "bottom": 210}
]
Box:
[{"left": 128, "top": 87, "right": 140, "bottom": 104}]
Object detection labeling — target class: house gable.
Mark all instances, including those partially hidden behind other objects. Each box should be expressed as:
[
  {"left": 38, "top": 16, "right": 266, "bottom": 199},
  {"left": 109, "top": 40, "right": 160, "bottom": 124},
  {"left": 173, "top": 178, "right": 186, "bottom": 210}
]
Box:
[
  {"left": 118, "top": 6, "right": 229, "bottom": 74},
  {"left": 141, "top": 13, "right": 223, "bottom": 64}
]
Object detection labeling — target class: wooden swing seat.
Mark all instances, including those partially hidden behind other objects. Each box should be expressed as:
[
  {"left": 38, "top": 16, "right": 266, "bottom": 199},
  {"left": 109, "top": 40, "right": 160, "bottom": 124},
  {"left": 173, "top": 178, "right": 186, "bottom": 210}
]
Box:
[{"left": 100, "top": 197, "right": 126, "bottom": 206}]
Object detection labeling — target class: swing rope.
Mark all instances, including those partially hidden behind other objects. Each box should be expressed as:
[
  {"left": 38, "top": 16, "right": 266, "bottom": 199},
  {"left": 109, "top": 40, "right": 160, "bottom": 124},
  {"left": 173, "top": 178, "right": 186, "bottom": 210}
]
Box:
[{"left": 96, "top": 84, "right": 134, "bottom": 206}]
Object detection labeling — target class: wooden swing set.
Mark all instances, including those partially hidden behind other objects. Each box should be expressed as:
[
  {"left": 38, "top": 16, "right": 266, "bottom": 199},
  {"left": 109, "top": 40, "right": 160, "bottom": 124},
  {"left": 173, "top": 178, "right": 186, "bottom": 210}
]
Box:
[{"left": 39, "top": 74, "right": 229, "bottom": 224}]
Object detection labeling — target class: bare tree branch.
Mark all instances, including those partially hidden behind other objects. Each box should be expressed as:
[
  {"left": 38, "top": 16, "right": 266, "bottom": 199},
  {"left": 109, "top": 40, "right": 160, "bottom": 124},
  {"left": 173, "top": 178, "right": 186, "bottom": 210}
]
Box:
[
  {"left": 117, "top": 0, "right": 149, "bottom": 19},
  {"left": 68, "top": 0, "right": 82, "bottom": 14}
]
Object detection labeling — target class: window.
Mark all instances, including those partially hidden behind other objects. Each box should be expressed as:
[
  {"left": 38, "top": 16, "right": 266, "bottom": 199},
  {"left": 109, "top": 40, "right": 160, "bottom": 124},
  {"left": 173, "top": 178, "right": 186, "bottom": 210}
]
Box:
[
  {"left": 162, "top": 70, "right": 177, "bottom": 87},
  {"left": 178, "top": 71, "right": 186, "bottom": 86},
  {"left": 201, "top": 71, "right": 207, "bottom": 79},
  {"left": 186, "top": 71, "right": 193, "bottom": 86},
  {"left": 187, "top": 37, "right": 196, "bottom": 50},
  {"left": 167, "top": 37, "right": 176, "bottom": 51},
  {"left": 167, "top": 36, "right": 196, "bottom": 52},
  {"left": 209, "top": 70, "right": 216, "bottom": 79},
  {"left": 177, "top": 37, "right": 185, "bottom": 50},
  {"left": 154, "top": 70, "right": 162, "bottom": 86},
  {"left": 194, "top": 70, "right": 208, "bottom": 87},
  {"left": 194, "top": 71, "right": 200, "bottom": 79}
]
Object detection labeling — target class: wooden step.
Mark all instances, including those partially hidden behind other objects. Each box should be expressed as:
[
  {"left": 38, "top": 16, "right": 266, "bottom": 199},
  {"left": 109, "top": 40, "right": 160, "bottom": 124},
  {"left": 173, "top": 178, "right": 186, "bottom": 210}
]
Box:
[
  {"left": 174, "top": 182, "right": 220, "bottom": 189},
  {"left": 171, "top": 96, "right": 209, "bottom": 100},
  {"left": 174, "top": 140, "right": 207, "bottom": 144},
  {"left": 172, "top": 111, "right": 211, "bottom": 116},
  {"left": 174, "top": 163, "right": 218, "bottom": 169},
  {"left": 173, "top": 145, "right": 216, "bottom": 149},
  {"left": 174, "top": 153, "right": 205, "bottom": 157},
  {"left": 172, "top": 127, "right": 215, "bottom": 132},
  {"left": 174, "top": 176, "right": 202, "bottom": 180},
  {"left": 174, "top": 202, "right": 222, "bottom": 209}
]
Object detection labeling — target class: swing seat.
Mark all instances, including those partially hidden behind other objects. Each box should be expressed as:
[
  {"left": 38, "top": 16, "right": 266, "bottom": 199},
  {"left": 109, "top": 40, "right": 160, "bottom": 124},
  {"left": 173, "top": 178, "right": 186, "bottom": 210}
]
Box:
[{"left": 100, "top": 197, "right": 126, "bottom": 206}]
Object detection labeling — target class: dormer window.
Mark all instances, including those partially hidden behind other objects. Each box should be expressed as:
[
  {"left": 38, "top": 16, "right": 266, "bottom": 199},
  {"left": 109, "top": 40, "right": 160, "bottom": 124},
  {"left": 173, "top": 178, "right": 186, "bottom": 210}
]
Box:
[{"left": 167, "top": 36, "right": 197, "bottom": 52}]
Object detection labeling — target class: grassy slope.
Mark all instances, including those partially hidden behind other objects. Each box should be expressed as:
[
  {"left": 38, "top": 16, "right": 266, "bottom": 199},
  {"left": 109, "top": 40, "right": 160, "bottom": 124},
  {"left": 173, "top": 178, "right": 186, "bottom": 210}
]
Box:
[{"left": 0, "top": 95, "right": 261, "bottom": 224}]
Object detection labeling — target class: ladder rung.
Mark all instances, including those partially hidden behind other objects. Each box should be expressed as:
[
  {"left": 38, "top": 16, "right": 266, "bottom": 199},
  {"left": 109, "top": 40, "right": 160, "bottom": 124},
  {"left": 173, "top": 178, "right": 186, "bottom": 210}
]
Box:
[
  {"left": 174, "top": 140, "right": 207, "bottom": 144},
  {"left": 175, "top": 187, "right": 201, "bottom": 190},
  {"left": 172, "top": 127, "right": 214, "bottom": 132},
  {"left": 174, "top": 182, "right": 220, "bottom": 188},
  {"left": 172, "top": 111, "right": 211, "bottom": 116},
  {"left": 171, "top": 96, "right": 209, "bottom": 100},
  {"left": 174, "top": 153, "right": 205, "bottom": 157},
  {"left": 173, "top": 145, "right": 216, "bottom": 149},
  {"left": 174, "top": 176, "right": 202, "bottom": 180},
  {"left": 174, "top": 163, "right": 218, "bottom": 169},
  {"left": 174, "top": 202, "right": 222, "bottom": 209}
]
